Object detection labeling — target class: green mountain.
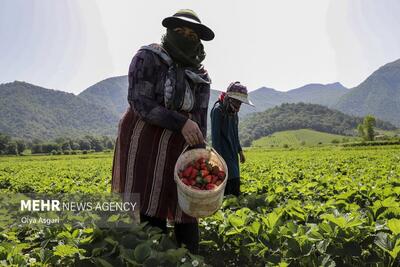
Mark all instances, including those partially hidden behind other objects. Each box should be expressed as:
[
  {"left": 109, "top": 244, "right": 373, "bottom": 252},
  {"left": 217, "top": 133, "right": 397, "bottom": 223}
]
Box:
[
  {"left": 287, "top": 82, "right": 348, "bottom": 107},
  {"left": 239, "top": 103, "right": 396, "bottom": 146},
  {"left": 0, "top": 81, "right": 119, "bottom": 140},
  {"left": 1, "top": 57, "right": 399, "bottom": 141},
  {"left": 335, "top": 59, "right": 400, "bottom": 126},
  {"left": 79, "top": 76, "right": 129, "bottom": 115}
]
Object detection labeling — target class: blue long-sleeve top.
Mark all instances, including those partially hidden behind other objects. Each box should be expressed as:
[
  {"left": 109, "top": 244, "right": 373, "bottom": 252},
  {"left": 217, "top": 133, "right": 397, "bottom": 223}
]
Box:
[{"left": 211, "top": 101, "right": 242, "bottom": 180}]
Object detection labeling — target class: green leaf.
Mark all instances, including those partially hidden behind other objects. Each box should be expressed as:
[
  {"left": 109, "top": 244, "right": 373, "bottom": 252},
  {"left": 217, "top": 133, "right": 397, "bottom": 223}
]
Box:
[
  {"left": 92, "top": 247, "right": 105, "bottom": 257},
  {"left": 308, "top": 228, "right": 324, "bottom": 241},
  {"left": 120, "top": 235, "right": 139, "bottom": 249},
  {"left": 262, "top": 208, "right": 284, "bottom": 230},
  {"left": 382, "top": 197, "right": 399, "bottom": 208},
  {"left": 246, "top": 221, "right": 260, "bottom": 235},
  {"left": 199, "top": 240, "right": 218, "bottom": 247},
  {"left": 374, "top": 231, "right": 398, "bottom": 259},
  {"left": 107, "top": 214, "right": 120, "bottom": 223},
  {"left": 320, "top": 213, "right": 364, "bottom": 229},
  {"left": 228, "top": 214, "right": 245, "bottom": 228},
  {"left": 387, "top": 218, "right": 400, "bottom": 235},
  {"left": 285, "top": 221, "right": 298, "bottom": 234},
  {"left": 104, "top": 237, "right": 118, "bottom": 247},
  {"left": 320, "top": 214, "right": 346, "bottom": 228},
  {"left": 286, "top": 238, "right": 301, "bottom": 258},
  {"left": 159, "top": 236, "right": 176, "bottom": 250},
  {"left": 53, "top": 244, "right": 80, "bottom": 257},
  {"left": 165, "top": 247, "right": 187, "bottom": 263},
  {"left": 316, "top": 240, "right": 330, "bottom": 254},
  {"left": 391, "top": 239, "right": 400, "bottom": 259},
  {"left": 134, "top": 243, "right": 151, "bottom": 263},
  {"left": 225, "top": 227, "right": 244, "bottom": 236},
  {"left": 56, "top": 231, "right": 72, "bottom": 239},
  {"left": 72, "top": 229, "right": 80, "bottom": 238},
  {"left": 320, "top": 254, "right": 335, "bottom": 267},
  {"left": 275, "top": 185, "right": 284, "bottom": 193}
]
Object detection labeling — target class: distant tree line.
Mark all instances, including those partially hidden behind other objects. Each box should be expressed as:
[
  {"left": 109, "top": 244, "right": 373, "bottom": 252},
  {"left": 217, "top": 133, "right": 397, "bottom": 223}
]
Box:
[
  {"left": 0, "top": 133, "right": 115, "bottom": 155},
  {"left": 0, "top": 133, "right": 26, "bottom": 155}
]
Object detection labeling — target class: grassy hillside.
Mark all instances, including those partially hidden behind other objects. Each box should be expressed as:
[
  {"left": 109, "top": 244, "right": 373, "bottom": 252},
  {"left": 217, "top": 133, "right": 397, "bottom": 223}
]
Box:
[
  {"left": 252, "top": 129, "right": 359, "bottom": 147},
  {"left": 239, "top": 103, "right": 396, "bottom": 147}
]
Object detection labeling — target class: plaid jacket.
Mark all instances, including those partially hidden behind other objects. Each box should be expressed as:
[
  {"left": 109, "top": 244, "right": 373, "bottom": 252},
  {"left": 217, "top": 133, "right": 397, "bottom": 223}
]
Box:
[{"left": 127, "top": 44, "right": 211, "bottom": 137}]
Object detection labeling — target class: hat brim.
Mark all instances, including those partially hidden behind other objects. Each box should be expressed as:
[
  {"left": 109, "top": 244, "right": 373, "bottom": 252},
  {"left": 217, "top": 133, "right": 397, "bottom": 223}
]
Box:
[
  {"left": 162, "top": 17, "right": 215, "bottom": 41},
  {"left": 228, "top": 94, "right": 255, "bottom": 107}
]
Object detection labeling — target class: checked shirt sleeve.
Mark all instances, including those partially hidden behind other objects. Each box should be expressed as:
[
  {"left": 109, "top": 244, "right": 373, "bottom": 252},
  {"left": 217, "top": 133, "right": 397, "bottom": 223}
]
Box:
[{"left": 127, "top": 50, "right": 188, "bottom": 132}]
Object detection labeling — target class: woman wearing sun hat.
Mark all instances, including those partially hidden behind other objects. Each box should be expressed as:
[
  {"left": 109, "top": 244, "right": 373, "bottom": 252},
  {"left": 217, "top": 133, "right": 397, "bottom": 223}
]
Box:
[
  {"left": 111, "top": 9, "right": 214, "bottom": 253},
  {"left": 211, "top": 82, "right": 254, "bottom": 197}
]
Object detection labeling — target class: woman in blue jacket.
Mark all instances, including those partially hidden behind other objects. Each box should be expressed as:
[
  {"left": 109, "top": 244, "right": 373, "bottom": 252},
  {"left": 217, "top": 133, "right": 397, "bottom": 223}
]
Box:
[{"left": 211, "top": 82, "right": 254, "bottom": 196}]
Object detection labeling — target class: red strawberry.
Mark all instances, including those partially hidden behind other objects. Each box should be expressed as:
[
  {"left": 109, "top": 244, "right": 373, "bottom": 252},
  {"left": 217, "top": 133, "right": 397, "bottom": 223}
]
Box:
[
  {"left": 206, "top": 183, "right": 217, "bottom": 190},
  {"left": 211, "top": 175, "right": 219, "bottom": 184},
  {"left": 194, "top": 162, "right": 201, "bottom": 170},
  {"left": 215, "top": 180, "right": 222, "bottom": 186},
  {"left": 218, "top": 171, "right": 226, "bottom": 179},
  {"left": 182, "top": 166, "right": 192, "bottom": 178},
  {"left": 189, "top": 179, "right": 196, "bottom": 186},
  {"left": 181, "top": 178, "right": 190, "bottom": 185},
  {"left": 197, "top": 158, "right": 205, "bottom": 164},
  {"left": 190, "top": 168, "right": 198, "bottom": 179}
]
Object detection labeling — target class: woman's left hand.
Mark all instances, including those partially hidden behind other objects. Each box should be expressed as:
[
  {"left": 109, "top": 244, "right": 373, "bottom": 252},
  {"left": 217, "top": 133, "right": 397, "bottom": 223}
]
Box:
[{"left": 239, "top": 151, "right": 245, "bottom": 163}]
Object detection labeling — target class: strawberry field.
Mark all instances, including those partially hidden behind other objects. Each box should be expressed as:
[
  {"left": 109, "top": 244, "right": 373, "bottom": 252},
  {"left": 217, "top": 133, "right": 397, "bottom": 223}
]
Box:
[{"left": 0, "top": 146, "right": 400, "bottom": 266}]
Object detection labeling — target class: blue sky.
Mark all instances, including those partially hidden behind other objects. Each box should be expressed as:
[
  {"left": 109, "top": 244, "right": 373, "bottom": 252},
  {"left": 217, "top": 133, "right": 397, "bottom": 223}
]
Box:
[{"left": 1, "top": 0, "right": 400, "bottom": 94}]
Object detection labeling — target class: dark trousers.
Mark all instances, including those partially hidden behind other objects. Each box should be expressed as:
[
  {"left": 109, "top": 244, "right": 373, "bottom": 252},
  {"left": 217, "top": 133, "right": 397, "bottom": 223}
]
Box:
[
  {"left": 140, "top": 214, "right": 199, "bottom": 254},
  {"left": 224, "top": 178, "right": 241, "bottom": 197}
]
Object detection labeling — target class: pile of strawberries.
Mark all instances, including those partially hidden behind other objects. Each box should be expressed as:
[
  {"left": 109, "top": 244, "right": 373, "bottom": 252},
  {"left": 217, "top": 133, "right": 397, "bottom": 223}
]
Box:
[{"left": 178, "top": 157, "right": 225, "bottom": 191}]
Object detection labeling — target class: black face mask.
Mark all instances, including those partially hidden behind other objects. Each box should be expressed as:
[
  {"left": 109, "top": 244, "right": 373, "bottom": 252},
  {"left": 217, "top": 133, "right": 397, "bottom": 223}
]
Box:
[
  {"left": 167, "top": 29, "right": 200, "bottom": 54},
  {"left": 161, "top": 29, "right": 205, "bottom": 68}
]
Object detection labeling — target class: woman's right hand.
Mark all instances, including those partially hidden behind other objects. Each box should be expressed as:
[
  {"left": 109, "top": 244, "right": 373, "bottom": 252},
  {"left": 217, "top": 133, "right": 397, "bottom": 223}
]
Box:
[{"left": 181, "top": 119, "right": 204, "bottom": 146}]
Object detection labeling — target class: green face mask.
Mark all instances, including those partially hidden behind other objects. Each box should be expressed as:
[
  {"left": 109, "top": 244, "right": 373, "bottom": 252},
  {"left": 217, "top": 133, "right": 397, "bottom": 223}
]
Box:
[{"left": 167, "top": 29, "right": 200, "bottom": 54}]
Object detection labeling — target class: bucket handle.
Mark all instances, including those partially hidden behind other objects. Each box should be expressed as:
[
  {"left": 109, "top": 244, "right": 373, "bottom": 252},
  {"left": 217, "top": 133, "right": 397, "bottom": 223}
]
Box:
[{"left": 180, "top": 142, "right": 224, "bottom": 164}]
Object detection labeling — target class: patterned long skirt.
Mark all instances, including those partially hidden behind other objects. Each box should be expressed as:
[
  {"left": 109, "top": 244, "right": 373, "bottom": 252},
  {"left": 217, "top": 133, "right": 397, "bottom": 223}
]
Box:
[{"left": 111, "top": 108, "right": 196, "bottom": 223}]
